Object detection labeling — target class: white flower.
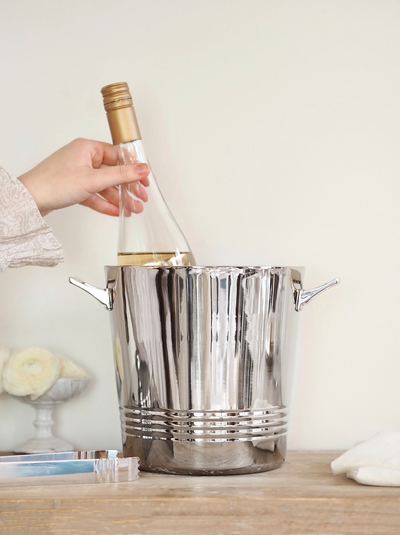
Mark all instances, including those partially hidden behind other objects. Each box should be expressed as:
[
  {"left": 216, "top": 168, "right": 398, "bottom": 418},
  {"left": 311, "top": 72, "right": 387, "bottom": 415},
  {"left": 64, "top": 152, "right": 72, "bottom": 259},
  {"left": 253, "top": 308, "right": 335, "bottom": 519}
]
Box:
[
  {"left": 3, "top": 347, "right": 61, "bottom": 400},
  {"left": 0, "top": 347, "right": 10, "bottom": 395},
  {"left": 56, "top": 353, "right": 89, "bottom": 379}
]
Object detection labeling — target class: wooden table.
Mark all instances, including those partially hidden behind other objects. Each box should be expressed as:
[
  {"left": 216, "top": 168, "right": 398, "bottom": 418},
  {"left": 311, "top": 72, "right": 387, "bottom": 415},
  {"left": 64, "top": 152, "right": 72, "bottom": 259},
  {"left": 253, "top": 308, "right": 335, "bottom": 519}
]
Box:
[{"left": 0, "top": 451, "right": 399, "bottom": 534}]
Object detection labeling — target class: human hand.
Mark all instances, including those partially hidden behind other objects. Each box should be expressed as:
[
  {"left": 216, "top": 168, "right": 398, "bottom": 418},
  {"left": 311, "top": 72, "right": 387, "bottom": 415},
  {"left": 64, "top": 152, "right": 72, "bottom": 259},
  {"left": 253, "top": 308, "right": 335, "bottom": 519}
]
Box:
[{"left": 18, "top": 138, "right": 150, "bottom": 217}]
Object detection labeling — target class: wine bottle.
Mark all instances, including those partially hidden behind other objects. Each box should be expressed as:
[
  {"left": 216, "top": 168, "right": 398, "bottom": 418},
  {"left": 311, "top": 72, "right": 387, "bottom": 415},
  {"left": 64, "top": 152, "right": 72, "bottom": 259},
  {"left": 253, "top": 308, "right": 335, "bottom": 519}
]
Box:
[{"left": 101, "top": 82, "right": 195, "bottom": 267}]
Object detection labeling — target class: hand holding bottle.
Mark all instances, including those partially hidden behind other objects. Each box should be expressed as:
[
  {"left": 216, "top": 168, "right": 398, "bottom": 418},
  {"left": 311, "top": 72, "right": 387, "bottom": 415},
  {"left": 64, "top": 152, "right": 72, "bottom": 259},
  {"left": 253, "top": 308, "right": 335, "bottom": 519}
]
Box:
[{"left": 18, "top": 138, "right": 150, "bottom": 217}]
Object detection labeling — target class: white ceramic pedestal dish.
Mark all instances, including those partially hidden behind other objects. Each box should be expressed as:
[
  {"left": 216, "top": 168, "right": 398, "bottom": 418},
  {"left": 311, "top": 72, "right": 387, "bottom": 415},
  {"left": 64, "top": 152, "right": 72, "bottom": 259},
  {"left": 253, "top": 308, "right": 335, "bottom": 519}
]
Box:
[{"left": 13, "top": 377, "right": 89, "bottom": 454}]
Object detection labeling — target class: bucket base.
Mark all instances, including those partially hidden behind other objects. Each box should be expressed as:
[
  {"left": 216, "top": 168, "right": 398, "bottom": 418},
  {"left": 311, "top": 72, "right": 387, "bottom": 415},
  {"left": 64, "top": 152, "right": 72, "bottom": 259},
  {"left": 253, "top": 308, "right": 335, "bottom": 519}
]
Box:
[{"left": 123, "top": 436, "right": 286, "bottom": 475}]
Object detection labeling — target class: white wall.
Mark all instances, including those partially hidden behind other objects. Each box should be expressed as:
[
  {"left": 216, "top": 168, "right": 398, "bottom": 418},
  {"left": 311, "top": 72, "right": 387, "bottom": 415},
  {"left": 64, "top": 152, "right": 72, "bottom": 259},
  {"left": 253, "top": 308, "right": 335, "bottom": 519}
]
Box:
[{"left": 1, "top": 0, "right": 399, "bottom": 452}]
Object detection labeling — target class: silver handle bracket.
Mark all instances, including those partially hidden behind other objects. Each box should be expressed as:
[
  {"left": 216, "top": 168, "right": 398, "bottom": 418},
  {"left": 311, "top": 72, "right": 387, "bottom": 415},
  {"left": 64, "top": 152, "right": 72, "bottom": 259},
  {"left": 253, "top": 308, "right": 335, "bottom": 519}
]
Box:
[
  {"left": 69, "top": 277, "right": 113, "bottom": 310},
  {"left": 293, "top": 277, "right": 340, "bottom": 312}
]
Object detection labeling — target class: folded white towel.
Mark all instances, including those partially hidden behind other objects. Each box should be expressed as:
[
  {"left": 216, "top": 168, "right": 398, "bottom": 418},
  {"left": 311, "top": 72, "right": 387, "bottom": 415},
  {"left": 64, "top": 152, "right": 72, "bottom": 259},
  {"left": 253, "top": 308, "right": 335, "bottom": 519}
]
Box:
[{"left": 331, "top": 430, "right": 400, "bottom": 486}]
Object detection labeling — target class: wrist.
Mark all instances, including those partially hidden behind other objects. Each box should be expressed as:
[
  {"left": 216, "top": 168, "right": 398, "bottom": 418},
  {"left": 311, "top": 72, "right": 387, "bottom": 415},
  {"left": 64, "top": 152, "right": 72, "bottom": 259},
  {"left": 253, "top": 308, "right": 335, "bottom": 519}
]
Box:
[{"left": 17, "top": 174, "right": 51, "bottom": 217}]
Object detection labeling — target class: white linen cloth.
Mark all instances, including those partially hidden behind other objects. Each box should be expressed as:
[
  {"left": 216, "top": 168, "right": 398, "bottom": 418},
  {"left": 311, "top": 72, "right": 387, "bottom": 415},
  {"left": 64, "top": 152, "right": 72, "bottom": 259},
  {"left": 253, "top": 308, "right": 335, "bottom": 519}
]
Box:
[
  {"left": 331, "top": 430, "right": 400, "bottom": 486},
  {"left": 0, "top": 166, "right": 64, "bottom": 272}
]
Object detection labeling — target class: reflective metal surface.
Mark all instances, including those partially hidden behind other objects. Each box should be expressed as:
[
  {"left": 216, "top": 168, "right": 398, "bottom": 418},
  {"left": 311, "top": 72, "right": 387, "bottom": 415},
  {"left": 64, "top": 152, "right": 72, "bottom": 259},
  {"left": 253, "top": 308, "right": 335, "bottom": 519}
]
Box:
[
  {"left": 69, "top": 278, "right": 113, "bottom": 310},
  {"left": 70, "top": 266, "right": 339, "bottom": 475}
]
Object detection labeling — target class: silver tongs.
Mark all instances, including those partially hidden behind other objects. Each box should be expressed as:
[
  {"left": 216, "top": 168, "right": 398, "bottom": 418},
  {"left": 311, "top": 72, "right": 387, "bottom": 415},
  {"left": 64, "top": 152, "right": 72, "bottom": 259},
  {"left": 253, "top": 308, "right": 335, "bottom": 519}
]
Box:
[{"left": 0, "top": 450, "right": 139, "bottom": 483}]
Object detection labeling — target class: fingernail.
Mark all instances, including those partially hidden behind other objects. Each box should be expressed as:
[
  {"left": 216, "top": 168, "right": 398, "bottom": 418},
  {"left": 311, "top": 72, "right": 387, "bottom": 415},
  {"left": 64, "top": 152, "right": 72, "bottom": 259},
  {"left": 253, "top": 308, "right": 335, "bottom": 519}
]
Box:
[{"left": 136, "top": 163, "right": 149, "bottom": 176}]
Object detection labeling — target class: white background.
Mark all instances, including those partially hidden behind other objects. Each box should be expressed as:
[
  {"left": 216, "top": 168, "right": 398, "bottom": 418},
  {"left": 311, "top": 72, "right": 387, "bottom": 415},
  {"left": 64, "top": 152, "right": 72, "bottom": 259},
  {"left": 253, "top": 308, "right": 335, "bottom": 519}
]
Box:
[{"left": 0, "top": 0, "right": 399, "bottom": 453}]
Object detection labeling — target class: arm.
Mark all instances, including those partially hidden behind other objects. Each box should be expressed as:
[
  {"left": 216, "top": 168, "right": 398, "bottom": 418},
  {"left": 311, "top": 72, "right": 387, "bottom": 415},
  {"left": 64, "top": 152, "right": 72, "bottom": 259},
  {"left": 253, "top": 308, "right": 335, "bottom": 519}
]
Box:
[
  {"left": 0, "top": 138, "right": 149, "bottom": 272},
  {"left": 0, "top": 166, "right": 63, "bottom": 271}
]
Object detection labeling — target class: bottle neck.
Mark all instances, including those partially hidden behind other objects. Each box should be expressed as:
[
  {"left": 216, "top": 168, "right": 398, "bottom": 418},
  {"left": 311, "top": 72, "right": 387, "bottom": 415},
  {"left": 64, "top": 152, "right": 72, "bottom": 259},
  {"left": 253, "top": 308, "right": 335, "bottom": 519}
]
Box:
[
  {"left": 118, "top": 139, "right": 148, "bottom": 167},
  {"left": 106, "top": 106, "right": 141, "bottom": 145}
]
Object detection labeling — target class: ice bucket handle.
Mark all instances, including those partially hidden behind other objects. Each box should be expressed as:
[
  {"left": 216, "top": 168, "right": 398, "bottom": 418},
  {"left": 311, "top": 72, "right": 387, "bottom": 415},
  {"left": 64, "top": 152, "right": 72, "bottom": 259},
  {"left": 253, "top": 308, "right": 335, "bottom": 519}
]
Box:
[
  {"left": 69, "top": 277, "right": 113, "bottom": 310},
  {"left": 69, "top": 271, "right": 340, "bottom": 314},
  {"left": 291, "top": 270, "right": 340, "bottom": 312}
]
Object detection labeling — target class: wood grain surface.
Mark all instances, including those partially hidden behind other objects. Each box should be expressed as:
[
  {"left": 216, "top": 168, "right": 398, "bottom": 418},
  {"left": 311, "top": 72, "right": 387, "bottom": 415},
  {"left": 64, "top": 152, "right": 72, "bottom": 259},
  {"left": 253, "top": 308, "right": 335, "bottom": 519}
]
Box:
[{"left": 0, "top": 451, "right": 399, "bottom": 535}]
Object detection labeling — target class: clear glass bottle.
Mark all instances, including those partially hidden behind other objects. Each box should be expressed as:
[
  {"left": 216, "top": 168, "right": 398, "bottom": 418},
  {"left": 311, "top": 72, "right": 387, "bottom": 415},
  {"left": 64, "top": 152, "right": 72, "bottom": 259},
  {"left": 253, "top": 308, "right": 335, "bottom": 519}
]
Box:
[{"left": 101, "top": 82, "right": 195, "bottom": 266}]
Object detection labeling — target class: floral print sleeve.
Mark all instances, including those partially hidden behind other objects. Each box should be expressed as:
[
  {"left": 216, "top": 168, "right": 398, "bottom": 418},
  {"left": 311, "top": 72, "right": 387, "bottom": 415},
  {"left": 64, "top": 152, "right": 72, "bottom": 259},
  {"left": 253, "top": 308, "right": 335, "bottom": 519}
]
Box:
[{"left": 0, "top": 166, "right": 64, "bottom": 272}]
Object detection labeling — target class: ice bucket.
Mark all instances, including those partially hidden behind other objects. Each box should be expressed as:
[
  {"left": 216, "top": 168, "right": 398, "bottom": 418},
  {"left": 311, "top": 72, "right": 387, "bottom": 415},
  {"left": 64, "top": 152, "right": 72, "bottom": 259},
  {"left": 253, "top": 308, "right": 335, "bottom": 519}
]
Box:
[{"left": 70, "top": 266, "right": 338, "bottom": 475}]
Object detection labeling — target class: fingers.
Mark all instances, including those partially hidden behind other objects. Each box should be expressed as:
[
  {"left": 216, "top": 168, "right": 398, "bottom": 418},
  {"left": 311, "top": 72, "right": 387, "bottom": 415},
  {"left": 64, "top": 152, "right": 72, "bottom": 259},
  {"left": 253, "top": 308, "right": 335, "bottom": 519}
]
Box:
[
  {"left": 121, "top": 186, "right": 145, "bottom": 215},
  {"left": 89, "top": 140, "right": 147, "bottom": 176},
  {"left": 129, "top": 181, "right": 148, "bottom": 203},
  {"left": 80, "top": 194, "right": 119, "bottom": 216},
  {"left": 97, "top": 186, "right": 119, "bottom": 208},
  {"left": 119, "top": 163, "right": 150, "bottom": 186},
  {"left": 123, "top": 198, "right": 144, "bottom": 216},
  {"left": 97, "top": 182, "right": 148, "bottom": 209},
  {"left": 66, "top": 138, "right": 118, "bottom": 169},
  {"left": 81, "top": 186, "right": 147, "bottom": 216},
  {"left": 125, "top": 195, "right": 144, "bottom": 214},
  {"left": 94, "top": 141, "right": 119, "bottom": 167},
  {"left": 87, "top": 163, "right": 150, "bottom": 194}
]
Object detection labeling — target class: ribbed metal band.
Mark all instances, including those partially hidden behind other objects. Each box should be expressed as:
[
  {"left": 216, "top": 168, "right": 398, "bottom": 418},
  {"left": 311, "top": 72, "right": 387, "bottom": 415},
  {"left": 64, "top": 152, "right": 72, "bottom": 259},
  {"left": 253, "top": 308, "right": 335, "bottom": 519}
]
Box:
[{"left": 121, "top": 407, "right": 287, "bottom": 442}]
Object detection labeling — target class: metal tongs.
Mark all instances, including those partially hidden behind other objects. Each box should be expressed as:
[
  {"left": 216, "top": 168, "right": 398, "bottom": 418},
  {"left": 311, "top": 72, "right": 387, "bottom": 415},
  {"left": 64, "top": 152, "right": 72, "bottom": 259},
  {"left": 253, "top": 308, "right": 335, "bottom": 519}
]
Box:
[{"left": 0, "top": 450, "right": 139, "bottom": 483}]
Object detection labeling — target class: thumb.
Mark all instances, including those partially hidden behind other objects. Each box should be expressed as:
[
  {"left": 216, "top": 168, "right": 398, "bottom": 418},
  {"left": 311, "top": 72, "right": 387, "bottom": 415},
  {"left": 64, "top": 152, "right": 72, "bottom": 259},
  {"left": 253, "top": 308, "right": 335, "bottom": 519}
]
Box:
[{"left": 87, "top": 163, "right": 150, "bottom": 193}]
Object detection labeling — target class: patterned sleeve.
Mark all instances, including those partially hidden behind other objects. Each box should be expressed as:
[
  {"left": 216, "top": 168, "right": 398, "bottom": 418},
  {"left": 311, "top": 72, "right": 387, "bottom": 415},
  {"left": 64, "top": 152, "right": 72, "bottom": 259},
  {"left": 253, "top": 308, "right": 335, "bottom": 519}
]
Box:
[{"left": 0, "top": 166, "right": 64, "bottom": 272}]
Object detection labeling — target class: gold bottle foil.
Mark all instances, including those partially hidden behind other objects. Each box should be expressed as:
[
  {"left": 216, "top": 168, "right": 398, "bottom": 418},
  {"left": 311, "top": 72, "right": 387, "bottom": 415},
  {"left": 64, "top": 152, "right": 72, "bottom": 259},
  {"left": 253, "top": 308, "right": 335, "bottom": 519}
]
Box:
[{"left": 101, "top": 82, "right": 141, "bottom": 145}]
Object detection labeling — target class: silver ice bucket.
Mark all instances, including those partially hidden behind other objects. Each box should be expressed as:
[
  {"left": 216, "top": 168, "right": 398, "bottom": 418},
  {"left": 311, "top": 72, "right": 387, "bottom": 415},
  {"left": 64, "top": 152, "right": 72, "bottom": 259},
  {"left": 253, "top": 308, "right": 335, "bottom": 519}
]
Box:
[{"left": 70, "top": 266, "right": 338, "bottom": 475}]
